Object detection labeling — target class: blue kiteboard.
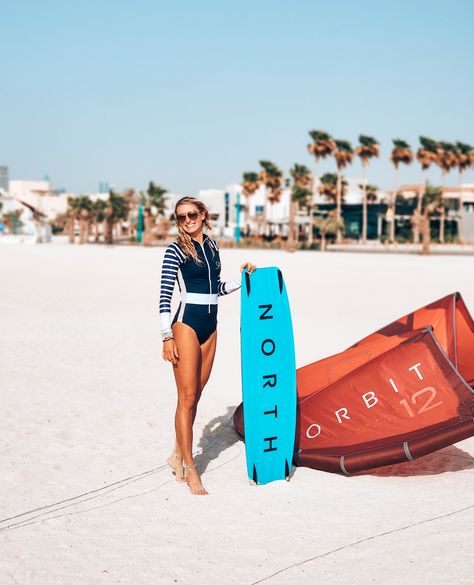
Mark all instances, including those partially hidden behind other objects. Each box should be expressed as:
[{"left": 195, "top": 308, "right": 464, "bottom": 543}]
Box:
[{"left": 240, "top": 267, "right": 297, "bottom": 485}]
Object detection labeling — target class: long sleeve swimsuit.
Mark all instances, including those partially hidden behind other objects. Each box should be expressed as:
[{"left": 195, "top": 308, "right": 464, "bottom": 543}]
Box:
[{"left": 159, "top": 235, "right": 241, "bottom": 345}]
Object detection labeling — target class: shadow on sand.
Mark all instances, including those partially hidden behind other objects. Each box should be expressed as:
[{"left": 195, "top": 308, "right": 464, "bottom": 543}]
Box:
[
  {"left": 194, "top": 406, "right": 241, "bottom": 473},
  {"left": 355, "top": 444, "right": 474, "bottom": 477},
  {"left": 195, "top": 409, "right": 474, "bottom": 479}
]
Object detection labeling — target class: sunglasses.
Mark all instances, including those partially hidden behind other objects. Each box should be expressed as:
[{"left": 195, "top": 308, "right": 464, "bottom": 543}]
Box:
[{"left": 176, "top": 211, "right": 200, "bottom": 224}]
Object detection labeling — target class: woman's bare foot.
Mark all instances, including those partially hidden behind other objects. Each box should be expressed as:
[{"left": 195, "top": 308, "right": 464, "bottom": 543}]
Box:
[
  {"left": 184, "top": 464, "right": 208, "bottom": 495},
  {"left": 167, "top": 453, "right": 185, "bottom": 483}
]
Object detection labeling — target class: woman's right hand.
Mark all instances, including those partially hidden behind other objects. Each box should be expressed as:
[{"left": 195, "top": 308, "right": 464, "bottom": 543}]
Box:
[{"left": 162, "top": 339, "right": 179, "bottom": 365}]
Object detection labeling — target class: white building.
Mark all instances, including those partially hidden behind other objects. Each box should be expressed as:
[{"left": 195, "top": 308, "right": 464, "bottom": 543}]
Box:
[
  {"left": 195, "top": 184, "right": 293, "bottom": 237},
  {"left": 8, "top": 180, "right": 71, "bottom": 220},
  {"left": 390, "top": 183, "right": 474, "bottom": 243}
]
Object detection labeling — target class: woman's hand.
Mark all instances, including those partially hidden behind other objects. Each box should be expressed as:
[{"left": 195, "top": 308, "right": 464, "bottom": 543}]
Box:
[
  {"left": 162, "top": 339, "right": 179, "bottom": 365},
  {"left": 240, "top": 262, "right": 257, "bottom": 275}
]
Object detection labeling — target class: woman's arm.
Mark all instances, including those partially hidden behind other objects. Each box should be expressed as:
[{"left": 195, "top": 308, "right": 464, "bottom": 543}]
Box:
[
  {"left": 217, "top": 266, "right": 256, "bottom": 297},
  {"left": 159, "top": 243, "right": 183, "bottom": 339},
  {"left": 217, "top": 274, "right": 242, "bottom": 296}
]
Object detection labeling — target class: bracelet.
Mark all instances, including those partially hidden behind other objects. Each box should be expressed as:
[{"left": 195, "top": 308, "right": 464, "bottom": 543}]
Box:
[{"left": 162, "top": 333, "right": 174, "bottom": 342}]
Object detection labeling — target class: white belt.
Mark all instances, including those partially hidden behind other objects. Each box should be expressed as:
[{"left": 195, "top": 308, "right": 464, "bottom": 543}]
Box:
[{"left": 184, "top": 293, "right": 218, "bottom": 305}]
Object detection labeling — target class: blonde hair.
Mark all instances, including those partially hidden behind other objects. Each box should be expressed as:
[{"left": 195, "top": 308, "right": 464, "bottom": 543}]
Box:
[{"left": 175, "top": 197, "right": 212, "bottom": 263}]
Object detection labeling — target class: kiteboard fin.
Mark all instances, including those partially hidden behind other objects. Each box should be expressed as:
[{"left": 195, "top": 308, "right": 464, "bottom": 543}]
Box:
[
  {"left": 252, "top": 464, "right": 258, "bottom": 484},
  {"left": 277, "top": 269, "right": 283, "bottom": 294},
  {"left": 245, "top": 271, "right": 251, "bottom": 296}
]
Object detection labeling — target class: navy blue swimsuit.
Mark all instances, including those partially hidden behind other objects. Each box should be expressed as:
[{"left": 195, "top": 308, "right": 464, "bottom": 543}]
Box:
[{"left": 159, "top": 236, "right": 241, "bottom": 345}]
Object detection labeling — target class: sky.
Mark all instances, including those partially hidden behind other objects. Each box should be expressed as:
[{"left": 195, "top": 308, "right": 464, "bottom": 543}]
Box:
[{"left": 1, "top": 0, "right": 473, "bottom": 195}]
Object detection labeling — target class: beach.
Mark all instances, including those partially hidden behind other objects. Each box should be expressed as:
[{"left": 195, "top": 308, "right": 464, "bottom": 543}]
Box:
[{"left": 1, "top": 241, "right": 473, "bottom": 584}]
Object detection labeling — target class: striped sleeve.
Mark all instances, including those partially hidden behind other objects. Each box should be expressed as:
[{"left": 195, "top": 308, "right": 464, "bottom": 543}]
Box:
[
  {"left": 218, "top": 275, "right": 242, "bottom": 296},
  {"left": 159, "top": 243, "right": 184, "bottom": 336},
  {"left": 211, "top": 239, "right": 241, "bottom": 297}
]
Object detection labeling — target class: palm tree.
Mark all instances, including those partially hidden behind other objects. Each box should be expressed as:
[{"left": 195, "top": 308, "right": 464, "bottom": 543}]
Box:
[
  {"left": 307, "top": 130, "right": 335, "bottom": 196},
  {"left": 389, "top": 139, "right": 413, "bottom": 242},
  {"left": 333, "top": 140, "right": 354, "bottom": 243},
  {"left": 121, "top": 188, "right": 137, "bottom": 239},
  {"left": 289, "top": 164, "right": 312, "bottom": 249},
  {"left": 137, "top": 183, "right": 168, "bottom": 245},
  {"left": 415, "top": 136, "right": 439, "bottom": 243},
  {"left": 91, "top": 199, "right": 108, "bottom": 242},
  {"left": 361, "top": 183, "right": 379, "bottom": 203},
  {"left": 420, "top": 184, "right": 444, "bottom": 255},
  {"left": 436, "top": 142, "right": 458, "bottom": 180},
  {"left": 355, "top": 135, "right": 379, "bottom": 243},
  {"left": 455, "top": 141, "right": 473, "bottom": 183},
  {"left": 147, "top": 182, "right": 168, "bottom": 215},
  {"left": 455, "top": 141, "right": 474, "bottom": 243},
  {"left": 307, "top": 130, "right": 335, "bottom": 181},
  {"left": 73, "top": 195, "right": 94, "bottom": 244},
  {"left": 51, "top": 211, "right": 67, "bottom": 234},
  {"left": 66, "top": 196, "right": 79, "bottom": 243},
  {"left": 143, "top": 182, "right": 168, "bottom": 245},
  {"left": 242, "top": 171, "right": 261, "bottom": 232},
  {"left": 105, "top": 190, "right": 129, "bottom": 245},
  {"left": 314, "top": 210, "right": 344, "bottom": 251},
  {"left": 318, "top": 172, "right": 347, "bottom": 204},
  {"left": 259, "top": 160, "right": 283, "bottom": 237},
  {"left": 3, "top": 209, "right": 22, "bottom": 235},
  {"left": 435, "top": 142, "right": 458, "bottom": 243}
]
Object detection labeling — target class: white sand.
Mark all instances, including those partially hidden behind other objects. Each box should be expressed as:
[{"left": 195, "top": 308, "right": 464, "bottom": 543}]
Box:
[{"left": 1, "top": 241, "right": 473, "bottom": 585}]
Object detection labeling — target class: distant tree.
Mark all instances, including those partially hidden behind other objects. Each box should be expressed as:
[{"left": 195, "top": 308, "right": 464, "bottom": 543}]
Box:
[
  {"left": 454, "top": 142, "right": 474, "bottom": 243},
  {"left": 105, "top": 190, "right": 129, "bottom": 245},
  {"left": 307, "top": 130, "right": 334, "bottom": 160},
  {"left": 435, "top": 142, "right": 458, "bottom": 242},
  {"left": 307, "top": 130, "right": 335, "bottom": 195},
  {"left": 415, "top": 136, "right": 439, "bottom": 243},
  {"left": 3, "top": 209, "right": 22, "bottom": 235},
  {"left": 314, "top": 210, "right": 343, "bottom": 251},
  {"left": 333, "top": 140, "right": 354, "bottom": 243},
  {"left": 140, "top": 182, "right": 168, "bottom": 245},
  {"left": 51, "top": 211, "right": 67, "bottom": 234},
  {"left": 121, "top": 188, "right": 137, "bottom": 238},
  {"left": 66, "top": 196, "right": 80, "bottom": 243},
  {"left": 391, "top": 139, "right": 414, "bottom": 169},
  {"left": 91, "top": 199, "right": 108, "bottom": 242},
  {"left": 389, "top": 139, "right": 413, "bottom": 242},
  {"left": 73, "top": 195, "right": 94, "bottom": 244},
  {"left": 147, "top": 182, "right": 168, "bottom": 215},
  {"left": 417, "top": 137, "right": 439, "bottom": 171},
  {"left": 436, "top": 142, "right": 458, "bottom": 180},
  {"left": 259, "top": 160, "right": 283, "bottom": 236},
  {"left": 355, "top": 135, "right": 380, "bottom": 243},
  {"left": 455, "top": 141, "right": 474, "bottom": 184},
  {"left": 420, "top": 183, "right": 445, "bottom": 255},
  {"left": 359, "top": 183, "right": 379, "bottom": 203},
  {"left": 242, "top": 171, "right": 260, "bottom": 228},
  {"left": 289, "top": 163, "right": 313, "bottom": 247},
  {"left": 318, "top": 173, "right": 348, "bottom": 204}
]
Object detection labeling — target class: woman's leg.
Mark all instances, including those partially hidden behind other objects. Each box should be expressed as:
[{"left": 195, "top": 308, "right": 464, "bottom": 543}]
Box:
[
  {"left": 172, "top": 322, "right": 208, "bottom": 495},
  {"left": 167, "top": 439, "right": 185, "bottom": 482},
  {"left": 192, "top": 330, "right": 217, "bottom": 424},
  {"left": 169, "top": 329, "right": 217, "bottom": 480}
]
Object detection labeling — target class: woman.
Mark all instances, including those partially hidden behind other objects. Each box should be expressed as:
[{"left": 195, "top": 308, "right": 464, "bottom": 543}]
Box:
[{"left": 160, "top": 196, "right": 256, "bottom": 495}]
